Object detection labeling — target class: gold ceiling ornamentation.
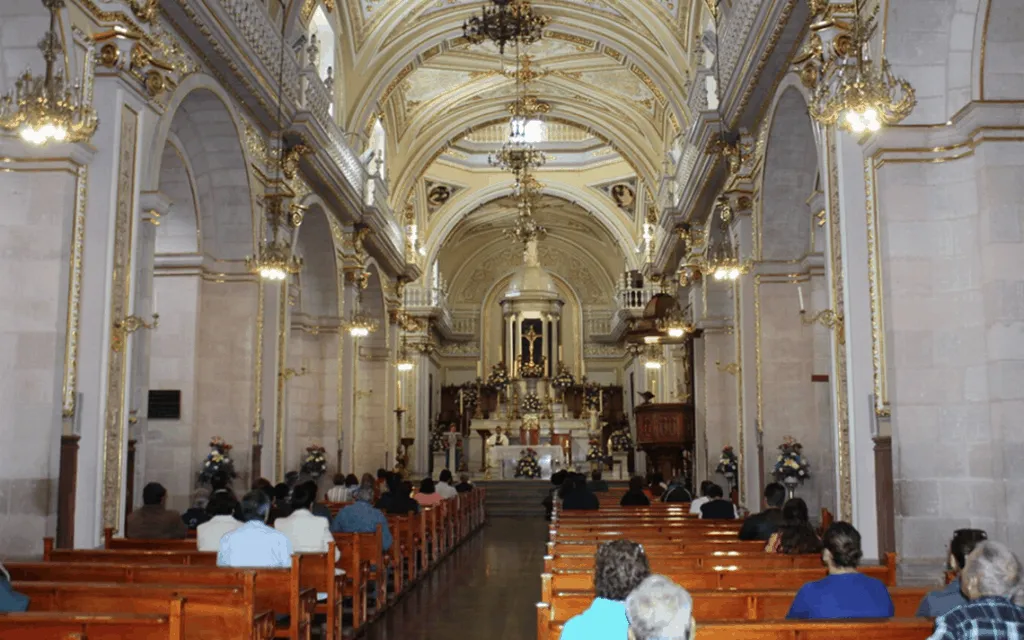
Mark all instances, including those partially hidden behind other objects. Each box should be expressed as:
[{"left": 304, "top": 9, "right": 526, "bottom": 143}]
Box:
[
  {"left": 503, "top": 54, "right": 548, "bottom": 84},
  {"left": 509, "top": 95, "right": 551, "bottom": 117}
]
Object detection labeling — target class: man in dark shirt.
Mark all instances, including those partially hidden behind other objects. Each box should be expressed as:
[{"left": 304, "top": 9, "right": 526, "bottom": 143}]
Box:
[
  {"left": 562, "top": 474, "right": 600, "bottom": 511},
  {"left": 699, "top": 483, "right": 736, "bottom": 519},
  {"left": 375, "top": 475, "right": 420, "bottom": 515},
  {"left": 455, "top": 473, "right": 474, "bottom": 493},
  {"left": 738, "top": 482, "right": 786, "bottom": 540},
  {"left": 587, "top": 470, "right": 609, "bottom": 493},
  {"left": 126, "top": 482, "right": 188, "bottom": 539}
]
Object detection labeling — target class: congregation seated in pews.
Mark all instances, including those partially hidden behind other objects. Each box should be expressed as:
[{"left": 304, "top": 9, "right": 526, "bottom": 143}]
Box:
[
  {"left": 0, "top": 468, "right": 484, "bottom": 640},
  {"left": 544, "top": 479, "right": 1024, "bottom": 640}
]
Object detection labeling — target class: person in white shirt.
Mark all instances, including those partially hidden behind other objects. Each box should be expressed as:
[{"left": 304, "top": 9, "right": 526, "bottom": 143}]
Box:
[
  {"left": 275, "top": 483, "right": 340, "bottom": 562},
  {"left": 197, "top": 493, "right": 242, "bottom": 552},
  {"left": 326, "top": 474, "right": 358, "bottom": 503},
  {"left": 689, "top": 480, "right": 738, "bottom": 519},
  {"left": 217, "top": 490, "right": 292, "bottom": 568},
  {"left": 435, "top": 469, "right": 458, "bottom": 500}
]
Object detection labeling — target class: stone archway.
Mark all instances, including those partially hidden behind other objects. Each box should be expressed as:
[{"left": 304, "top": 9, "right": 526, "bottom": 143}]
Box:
[{"left": 145, "top": 85, "right": 258, "bottom": 507}]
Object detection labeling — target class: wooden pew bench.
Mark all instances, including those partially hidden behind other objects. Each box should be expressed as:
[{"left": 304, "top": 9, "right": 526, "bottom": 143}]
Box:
[
  {"left": 543, "top": 618, "right": 934, "bottom": 640},
  {"left": 544, "top": 551, "right": 829, "bottom": 573},
  {"left": 0, "top": 605, "right": 185, "bottom": 640},
  {"left": 14, "top": 580, "right": 276, "bottom": 640},
  {"left": 18, "top": 553, "right": 319, "bottom": 640},
  {"left": 548, "top": 540, "right": 768, "bottom": 556}
]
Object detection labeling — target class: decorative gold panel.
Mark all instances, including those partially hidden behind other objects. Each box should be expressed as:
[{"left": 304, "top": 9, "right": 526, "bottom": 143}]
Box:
[{"left": 102, "top": 104, "right": 139, "bottom": 532}]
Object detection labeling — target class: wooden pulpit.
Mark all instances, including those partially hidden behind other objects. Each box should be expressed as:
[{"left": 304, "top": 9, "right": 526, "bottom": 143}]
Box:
[{"left": 634, "top": 403, "right": 694, "bottom": 481}]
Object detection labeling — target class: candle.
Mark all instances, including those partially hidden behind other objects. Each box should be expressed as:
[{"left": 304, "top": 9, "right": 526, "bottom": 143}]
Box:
[
  {"left": 477, "top": 362, "right": 482, "bottom": 377},
  {"left": 459, "top": 389, "right": 464, "bottom": 414},
  {"left": 798, "top": 285, "right": 805, "bottom": 313},
  {"left": 599, "top": 389, "right": 603, "bottom": 415},
  {"left": 558, "top": 345, "right": 564, "bottom": 363},
  {"left": 153, "top": 288, "right": 159, "bottom": 315}
]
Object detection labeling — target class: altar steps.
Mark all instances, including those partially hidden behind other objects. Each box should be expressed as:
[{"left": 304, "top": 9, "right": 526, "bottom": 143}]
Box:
[{"left": 478, "top": 480, "right": 630, "bottom": 518}]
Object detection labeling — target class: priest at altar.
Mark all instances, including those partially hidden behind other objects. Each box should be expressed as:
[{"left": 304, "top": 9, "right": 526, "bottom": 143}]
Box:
[{"left": 485, "top": 426, "right": 510, "bottom": 471}]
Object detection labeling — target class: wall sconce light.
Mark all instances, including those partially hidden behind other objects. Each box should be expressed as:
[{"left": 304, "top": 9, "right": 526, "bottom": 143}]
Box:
[{"left": 112, "top": 313, "right": 159, "bottom": 352}]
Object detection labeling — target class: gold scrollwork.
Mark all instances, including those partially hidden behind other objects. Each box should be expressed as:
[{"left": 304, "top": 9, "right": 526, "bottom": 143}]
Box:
[
  {"left": 127, "top": 0, "right": 158, "bottom": 23},
  {"left": 800, "top": 309, "right": 845, "bottom": 344},
  {"left": 716, "top": 361, "right": 740, "bottom": 375}
]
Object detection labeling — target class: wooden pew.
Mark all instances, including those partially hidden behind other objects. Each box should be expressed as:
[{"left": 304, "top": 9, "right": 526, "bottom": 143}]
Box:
[
  {"left": 548, "top": 540, "right": 768, "bottom": 556},
  {"left": 14, "top": 580, "right": 276, "bottom": 640},
  {"left": 536, "top": 587, "right": 931, "bottom": 640},
  {"left": 31, "top": 547, "right": 318, "bottom": 640},
  {"left": 541, "top": 617, "right": 934, "bottom": 640},
  {"left": 544, "top": 551, "right": 829, "bottom": 573},
  {"left": 0, "top": 603, "right": 186, "bottom": 640},
  {"left": 541, "top": 563, "right": 897, "bottom": 602}
]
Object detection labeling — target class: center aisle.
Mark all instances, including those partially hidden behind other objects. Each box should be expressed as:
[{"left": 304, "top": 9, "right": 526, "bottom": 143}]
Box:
[{"left": 364, "top": 516, "right": 548, "bottom": 640}]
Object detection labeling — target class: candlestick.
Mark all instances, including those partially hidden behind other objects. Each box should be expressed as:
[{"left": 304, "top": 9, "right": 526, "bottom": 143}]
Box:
[{"left": 798, "top": 285, "right": 805, "bottom": 313}]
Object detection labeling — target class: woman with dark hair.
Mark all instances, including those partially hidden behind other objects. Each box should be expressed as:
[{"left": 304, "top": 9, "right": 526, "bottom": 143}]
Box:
[
  {"left": 646, "top": 473, "right": 666, "bottom": 499},
  {"left": 375, "top": 474, "right": 420, "bottom": 515},
  {"left": 414, "top": 477, "right": 443, "bottom": 507},
  {"left": 563, "top": 473, "right": 600, "bottom": 511},
  {"left": 917, "top": 528, "right": 989, "bottom": 617},
  {"left": 620, "top": 476, "right": 651, "bottom": 507},
  {"left": 786, "top": 521, "right": 894, "bottom": 619},
  {"left": 561, "top": 540, "right": 651, "bottom": 640},
  {"left": 766, "top": 498, "right": 822, "bottom": 554}
]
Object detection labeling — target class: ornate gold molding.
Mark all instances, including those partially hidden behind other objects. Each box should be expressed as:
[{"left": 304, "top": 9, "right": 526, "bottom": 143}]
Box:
[
  {"left": 102, "top": 104, "right": 139, "bottom": 532},
  {"left": 253, "top": 282, "right": 265, "bottom": 446},
  {"left": 275, "top": 287, "right": 288, "bottom": 482},
  {"left": 825, "top": 128, "right": 853, "bottom": 522},
  {"left": 62, "top": 164, "right": 88, "bottom": 422}
]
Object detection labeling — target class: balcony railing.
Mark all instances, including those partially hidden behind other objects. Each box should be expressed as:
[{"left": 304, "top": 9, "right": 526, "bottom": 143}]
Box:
[
  {"left": 405, "top": 285, "right": 447, "bottom": 309},
  {"left": 618, "top": 287, "right": 654, "bottom": 311}
]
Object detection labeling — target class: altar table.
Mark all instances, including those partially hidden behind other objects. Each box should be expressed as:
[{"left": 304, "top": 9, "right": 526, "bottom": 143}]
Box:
[{"left": 490, "top": 445, "right": 563, "bottom": 479}]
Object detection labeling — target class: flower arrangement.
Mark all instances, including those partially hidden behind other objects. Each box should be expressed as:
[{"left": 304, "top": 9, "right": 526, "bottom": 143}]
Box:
[
  {"left": 199, "top": 436, "right": 237, "bottom": 483},
  {"left": 552, "top": 366, "right": 575, "bottom": 391},
  {"left": 430, "top": 425, "right": 449, "bottom": 453},
  {"left": 514, "top": 448, "right": 541, "bottom": 479},
  {"left": 609, "top": 428, "right": 634, "bottom": 452},
  {"left": 487, "top": 363, "right": 509, "bottom": 390},
  {"left": 521, "top": 359, "right": 545, "bottom": 378},
  {"left": 300, "top": 444, "right": 327, "bottom": 478},
  {"left": 460, "top": 382, "right": 478, "bottom": 408},
  {"left": 715, "top": 445, "right": 738, "bottom": 478},
  {"left": 586, "top": 438, "right": 604, "bottom": 462},
  {"left": 773, "top": 436, "right": 809, "bottom": 482},
  {"left": 521, "top": 392, "right": 544, "bottom": 414}
]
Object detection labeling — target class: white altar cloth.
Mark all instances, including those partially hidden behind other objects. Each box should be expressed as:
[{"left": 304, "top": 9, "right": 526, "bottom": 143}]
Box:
[{"left": 491, "top": 445, "right": 563, "bottom": 479}]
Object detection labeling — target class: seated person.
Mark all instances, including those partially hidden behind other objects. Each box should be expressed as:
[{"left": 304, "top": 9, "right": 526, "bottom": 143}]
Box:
[
  {"left": 375, "top": 474, "right": 420, "bottom": 515},
  {"left": 376, "top": 468, "right": 390, "bottom": 499},
  {"left": 274, "top": 483, "right": 339, "bottom": 559},
  {"left": 698, "top": 483, "right": 735, "bottom": 520},
  {"left": 126, "top": 482, "right": 188, "bottom": 539},
  {"left": 331, "top": 483, "right": 393, "bottom": 551},
  {"left": 928, "top": 541, "right": 1024, "bottom": 640},
  {"left": 414, "top": 478, "right": 444, "bottom": 507},
  {"left": 0, "top": 561, "right": 29, "bottom": 612},
  {"left": 181, "top": 488, "right": 212, "bottom": 529},
  {"left": 688, "top": 481, "right": 714, "bottom": 515},
  {"left": 325, "top": 473, "right": 353, "bottom": 503},
  {"left": 561, "top": 540, "right": 651, "bottom": 640},
  {"left": 543, "top": 470, "right": 568, "bottom": 520},
  {"left": 626, "top": 575, "right": 695, "bottom": 640},
  {"left": 662, "top": 477, "right": 693, "bottom": 503},
  {"left": 267, "top": 482, "right": 292, "bottom": 525},
  {"left": 435, "top": 469, "right": 459, "bottom": 499},
  {"left": 917, "top": 528, "right": 988, "bottom": 617},
  {"left": 620, "top": 476, "right": 651, "bottom": 507},
  {"left": 300, "top": 480, "right": 332, "bottom": 520},
  {"left": 738, "top": 482, "right": 786, "bottom": 541},
  {"left": 766, "top": 498, "right": 822, "bottom": 554},
  {"left": 587, "top": 470, "right": 610, "bottom": 493},
  {"left": 197, "top": 493, "right": 242, "bottom": 552},
  {"left": 217, "top": 490, "right": 292, "bottom": 568},
  {"left": 562, "top": 473, "right": 600, "bottom": 511},
  {"left": 786, "top": 521, "right": 894, "bottom": 619},
  {"left": 455, "top": 473, "right": 474, "bottom": 493},
  {"left": 646, "top": 473, "right": 667, "bottom": 500}
]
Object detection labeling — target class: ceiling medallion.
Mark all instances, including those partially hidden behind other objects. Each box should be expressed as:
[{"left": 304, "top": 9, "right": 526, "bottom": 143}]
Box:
[
  {"left": 807, "top": 0, "right": 915, "bottom": 133},
  {"left": 463, "top": 0, "right": 550, "bottom": 55},
  {"left": 0, "top": 0, "right": 97, "bottom": 145}
]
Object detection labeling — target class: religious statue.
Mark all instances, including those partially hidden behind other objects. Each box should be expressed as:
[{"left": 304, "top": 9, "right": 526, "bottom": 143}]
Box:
[
  {"left": 445, "top": 423, "right": 461, "bottom": 471},
  {"left": 485, "top": 426, "right": 510, "bottom": 471}
]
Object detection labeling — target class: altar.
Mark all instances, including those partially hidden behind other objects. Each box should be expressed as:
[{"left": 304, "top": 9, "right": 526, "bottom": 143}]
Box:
[
  {"left": 473, "top": 416, "right": 595, "bottom": 467},
  {"left": 490, "top": 445, "right": 564, "bottom": 480}
]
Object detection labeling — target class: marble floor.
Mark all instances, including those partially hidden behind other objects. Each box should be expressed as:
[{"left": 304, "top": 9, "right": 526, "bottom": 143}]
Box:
[{"left": 363, "top": 516, "right": 548, "bottom": 640}]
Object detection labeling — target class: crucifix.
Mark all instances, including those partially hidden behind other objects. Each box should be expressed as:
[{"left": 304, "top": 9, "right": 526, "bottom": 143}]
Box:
[{"left": 523, "top": 325, "right": 541, "bottom": 365}]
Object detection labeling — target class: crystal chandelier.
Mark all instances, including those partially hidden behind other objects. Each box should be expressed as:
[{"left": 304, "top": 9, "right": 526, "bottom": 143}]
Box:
[
  {"left": 463, "top": 0, "right": 549, "bottom": 55},
  {"left": 504, "top": 193, "right": 547, "bottom": 245},
  {"left": 489, "top": 141, "right": 546, "bottom": 174},
  {"left": 808, "top": 0, "right": 915, "bottom": 133},
  {"left": 246, "top": 193, "right": 304, "bottom": 280},
  {"left": 706, "top": 196, "right": 749, "bottom": 281},
  {"left": 346, "top": 276, "right": 378, "bottom": 337},
  {"left": 0, "top": 0, "right": 97, "bottom": 145},
  {"left": 396, "top": 336, "right": 415, "bottom": 371}
]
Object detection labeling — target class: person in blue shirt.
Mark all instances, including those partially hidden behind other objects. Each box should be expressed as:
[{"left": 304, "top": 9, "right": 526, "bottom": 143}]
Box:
[
  {"left": 786, "top": 521, "right": 894, "bottom": 620},
  {"left": 331, "top": 483, "right": 393, "bottom": 551},
  {"left": 560, "top": 539, "right": 651, "bottom": 640},
  {"left": 217, "top": 489, "right": 293, "bottom": 568},
  {"left": 918, "top": 528, "right": 988, "bottom": 618}
]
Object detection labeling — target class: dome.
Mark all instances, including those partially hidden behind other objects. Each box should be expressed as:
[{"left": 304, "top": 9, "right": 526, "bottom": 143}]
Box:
[{"left": 503, "top": 264, "right": 559, "bottom": 299}]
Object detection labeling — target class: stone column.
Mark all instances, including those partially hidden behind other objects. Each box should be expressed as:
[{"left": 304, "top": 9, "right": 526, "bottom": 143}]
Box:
[{"left": 338, "top": 272, "right": 359, "bottom": 474}]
